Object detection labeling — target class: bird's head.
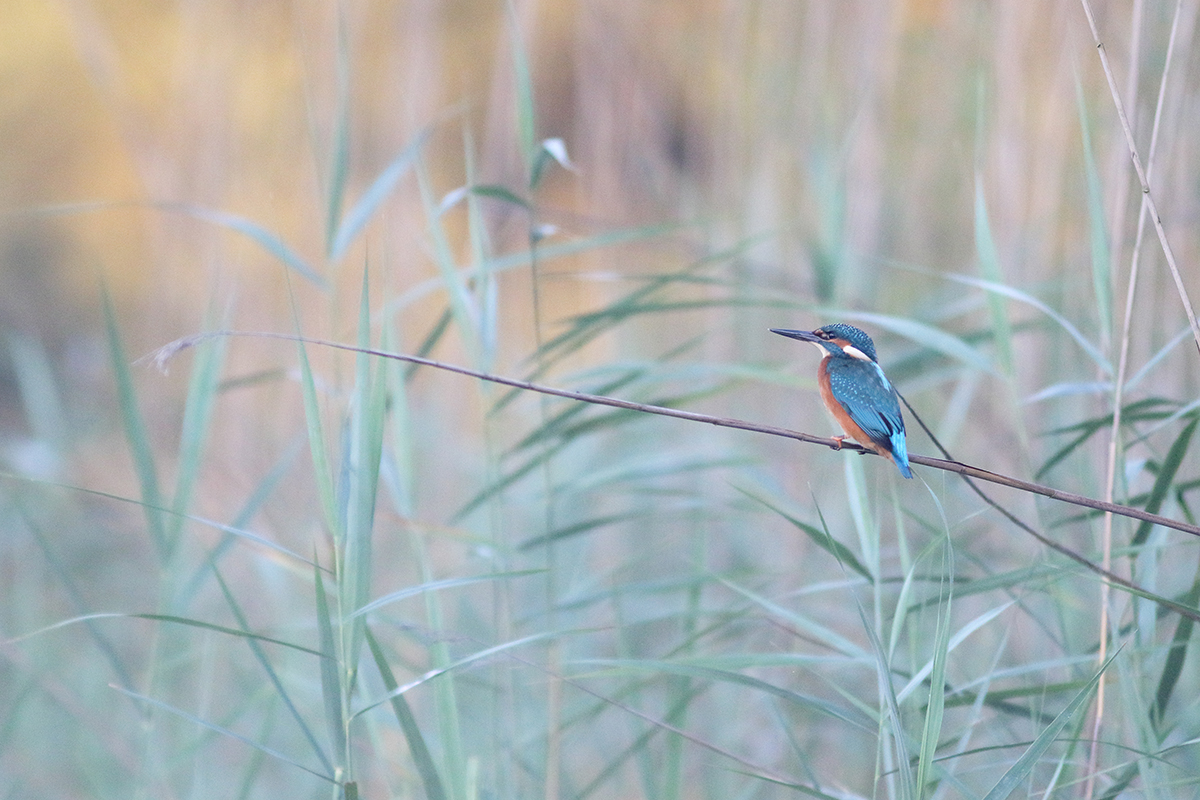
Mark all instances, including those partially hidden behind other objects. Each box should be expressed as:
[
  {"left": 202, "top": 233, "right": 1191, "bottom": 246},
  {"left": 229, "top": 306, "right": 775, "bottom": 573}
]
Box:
[{"left": 770, "top": 323, "right": 879, "bottom": 362}]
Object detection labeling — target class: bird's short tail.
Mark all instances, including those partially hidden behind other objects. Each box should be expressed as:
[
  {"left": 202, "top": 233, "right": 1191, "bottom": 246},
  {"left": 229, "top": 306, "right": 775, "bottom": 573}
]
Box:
[{"left": 890, "top": 435, "right": 913, "bottom": 479}]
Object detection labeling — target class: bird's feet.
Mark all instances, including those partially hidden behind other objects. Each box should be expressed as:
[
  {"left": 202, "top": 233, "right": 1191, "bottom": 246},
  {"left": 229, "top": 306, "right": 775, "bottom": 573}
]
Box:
[{"left": 830, "top": 435, "right": 847, "bottom": 451}]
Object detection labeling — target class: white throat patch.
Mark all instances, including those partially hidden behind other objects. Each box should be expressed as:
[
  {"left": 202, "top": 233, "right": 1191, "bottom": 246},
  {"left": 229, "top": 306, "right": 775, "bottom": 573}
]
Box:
[{"left": 841, "top": 344, "right": 873, "bottom": 362}]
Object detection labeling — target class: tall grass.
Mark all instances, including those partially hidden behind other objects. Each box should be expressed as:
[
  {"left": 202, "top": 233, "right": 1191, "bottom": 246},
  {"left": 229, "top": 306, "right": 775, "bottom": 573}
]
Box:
[{"left": 3, "top": 2, "right": 1200, "bottom": 799}]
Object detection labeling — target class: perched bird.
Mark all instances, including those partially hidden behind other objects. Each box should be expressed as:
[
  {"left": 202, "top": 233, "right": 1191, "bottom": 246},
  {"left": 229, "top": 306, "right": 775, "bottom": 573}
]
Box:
[{"left": 771, "top": 323, "right": 913, "bottom": 479}]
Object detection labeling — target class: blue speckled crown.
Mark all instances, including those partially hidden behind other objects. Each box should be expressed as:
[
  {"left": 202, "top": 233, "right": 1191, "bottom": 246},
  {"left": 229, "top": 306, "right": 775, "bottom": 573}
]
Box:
[{"left": 817, "top": 324, "right": 878, "bottom": 362}]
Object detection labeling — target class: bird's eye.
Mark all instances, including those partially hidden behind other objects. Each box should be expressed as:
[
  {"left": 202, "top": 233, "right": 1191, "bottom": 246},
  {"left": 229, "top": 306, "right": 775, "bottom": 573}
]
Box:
[{"left": 816, "top": 330, "right": 832, "bottom": 340}]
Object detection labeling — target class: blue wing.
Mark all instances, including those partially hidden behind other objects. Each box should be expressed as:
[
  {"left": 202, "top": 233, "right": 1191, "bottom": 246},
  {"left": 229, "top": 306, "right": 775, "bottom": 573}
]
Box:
[{"left": 826, "top": 358, "right": 912, "bottom": 478}]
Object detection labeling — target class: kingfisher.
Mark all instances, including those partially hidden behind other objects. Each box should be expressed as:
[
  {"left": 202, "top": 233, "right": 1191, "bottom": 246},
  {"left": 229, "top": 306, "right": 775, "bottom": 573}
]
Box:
[{"left": 771, "top": 323, "right": 913, "bottom": 479}]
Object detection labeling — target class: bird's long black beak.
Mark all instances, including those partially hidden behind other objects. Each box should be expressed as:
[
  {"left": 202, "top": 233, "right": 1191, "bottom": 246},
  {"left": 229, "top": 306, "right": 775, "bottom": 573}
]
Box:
[{"left": 770, "top": 328, "right": 820, "bottom": 343}]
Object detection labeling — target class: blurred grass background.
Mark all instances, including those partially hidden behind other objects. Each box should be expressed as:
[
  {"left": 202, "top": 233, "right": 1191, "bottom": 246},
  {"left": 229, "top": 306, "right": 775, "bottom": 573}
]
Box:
[{"left": 3, "top": 0, "right": 1200, "bottom": 797}]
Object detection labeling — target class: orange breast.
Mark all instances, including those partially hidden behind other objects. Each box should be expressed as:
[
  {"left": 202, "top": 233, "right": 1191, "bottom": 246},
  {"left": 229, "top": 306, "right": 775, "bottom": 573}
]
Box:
[{"left": 818, "top": 358, "right": 890, "bottom": 458}]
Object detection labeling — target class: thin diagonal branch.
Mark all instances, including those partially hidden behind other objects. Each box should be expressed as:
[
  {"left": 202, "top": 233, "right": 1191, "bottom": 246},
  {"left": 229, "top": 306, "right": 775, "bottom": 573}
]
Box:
[
  {"left": 146, "top": 330, "right": 1200, "bottom": 627},
  {"left": 147, "top": 330, "right": 1200, "bottom": 541}
]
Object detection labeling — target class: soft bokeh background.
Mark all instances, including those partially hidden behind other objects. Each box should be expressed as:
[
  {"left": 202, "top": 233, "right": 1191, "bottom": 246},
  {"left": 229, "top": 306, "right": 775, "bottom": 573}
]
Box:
[{"left": 4, "top": 0, "right": 1200, "bottom": 797}]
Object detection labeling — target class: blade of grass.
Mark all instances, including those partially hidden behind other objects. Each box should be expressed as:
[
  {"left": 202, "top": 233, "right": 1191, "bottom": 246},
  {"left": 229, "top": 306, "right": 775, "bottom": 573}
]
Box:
[
  {"left": 914, "top": 538, "right": 953, "bottom": 797},
  {"left": 324, "top": 11, "right": 351, "bottom": 259},
  {"left": 351, "top": 570, "right": 543, "bottom": 618},
  {"left": 110, "top": 684, "right": 335, "bottom": 783},
  {"left": 1126, "top": 326, "right": 1194, "bottom": 392},
  {"left": 733, "top": 486, "right": 873, "bottom": 582},
  {"left": 855, "top": 590, "right": 914, "bottom": 800},
  {"left": 411, "top": 528, "right": 467, "bottom": 800},
  {"left": 717, "top": 576, "right": 868, "bottom": 661},
  {"left": 843, "top": 312, "right": 996, "bottom": 375},
  {"left": 890, "top": 278, "right": 1107, "bottom": 374},
  {"left": 571, "top": 684, "right": 707, "bottom": 800},
  {"left": 365, "top": 628, "right": 448, "bottom": 800},
  {"left": 210, "top": 568, "right": 334, "bottom": 774},
  {"left": 314, "top": 560, "right": 347, "bottom": 772},
  {"left": 1037, "top": 398, "right": 1178, "bottom": 480},
  {"left": 382, "top": 314, "right": 416, "bottom": 518},
  {"left": 8, "top": 611, "right": 322, "bottom": 657},
  {"left": 330, "top": 128, "right": 430, "bottom": 261},
  {"left": 1153, "top": 577, "right": 1200, "bottom": 726},
  {"left": 167, "top": 326, "right": 225, "bottom": 548},
  {"left": 980, "top": 648, "right": 1120, "bottom": 800},
  {"left": 469, "top": 184, "right": 530, "bottom": 209},
  {"left": 354, "top": 629, "right": 569, "bottom": 720},
  {"left": 8, "top": 334, "right": 67, "bottom": 453},
  {"left": 293, "top": 322, "right": 339, "bottom": 538},
  {"left": 340, "top": 266, "right": 386, "bottom": 683},
  {"left": 10, "top": 501, "right": 136, "bottom": 690},
  {"left": 417, "top": 161, "right": 479, "bottom": 362},
  {"left": 896, "top": 601, "right": 1014, "bottom": 705},
  {"left": 973, "top": 178, "right": 1015, "bottom": 379},
  {"left": 157, "top": 204, "right": 325, "bottom": 287},
  {"left": 102, "top": 286, "right": 166, "bottom": 557},
  {"left": 177, "top": 436, "right": 305, "bottom": 605},
  {"left": 516, "top": 510, "right": 648, "bottom": 550},
  {"left": 0, "top": 469, "right": 317, "bottom": 569},
  {"left": 1131, "top": 416, "right": 1197, "bottom": 546},
  {"left": 581, "top": 659, "right": 875, "bottom": 733},
  {"left": 506, "top": 0, "right": 536, "bottom": 181}
]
